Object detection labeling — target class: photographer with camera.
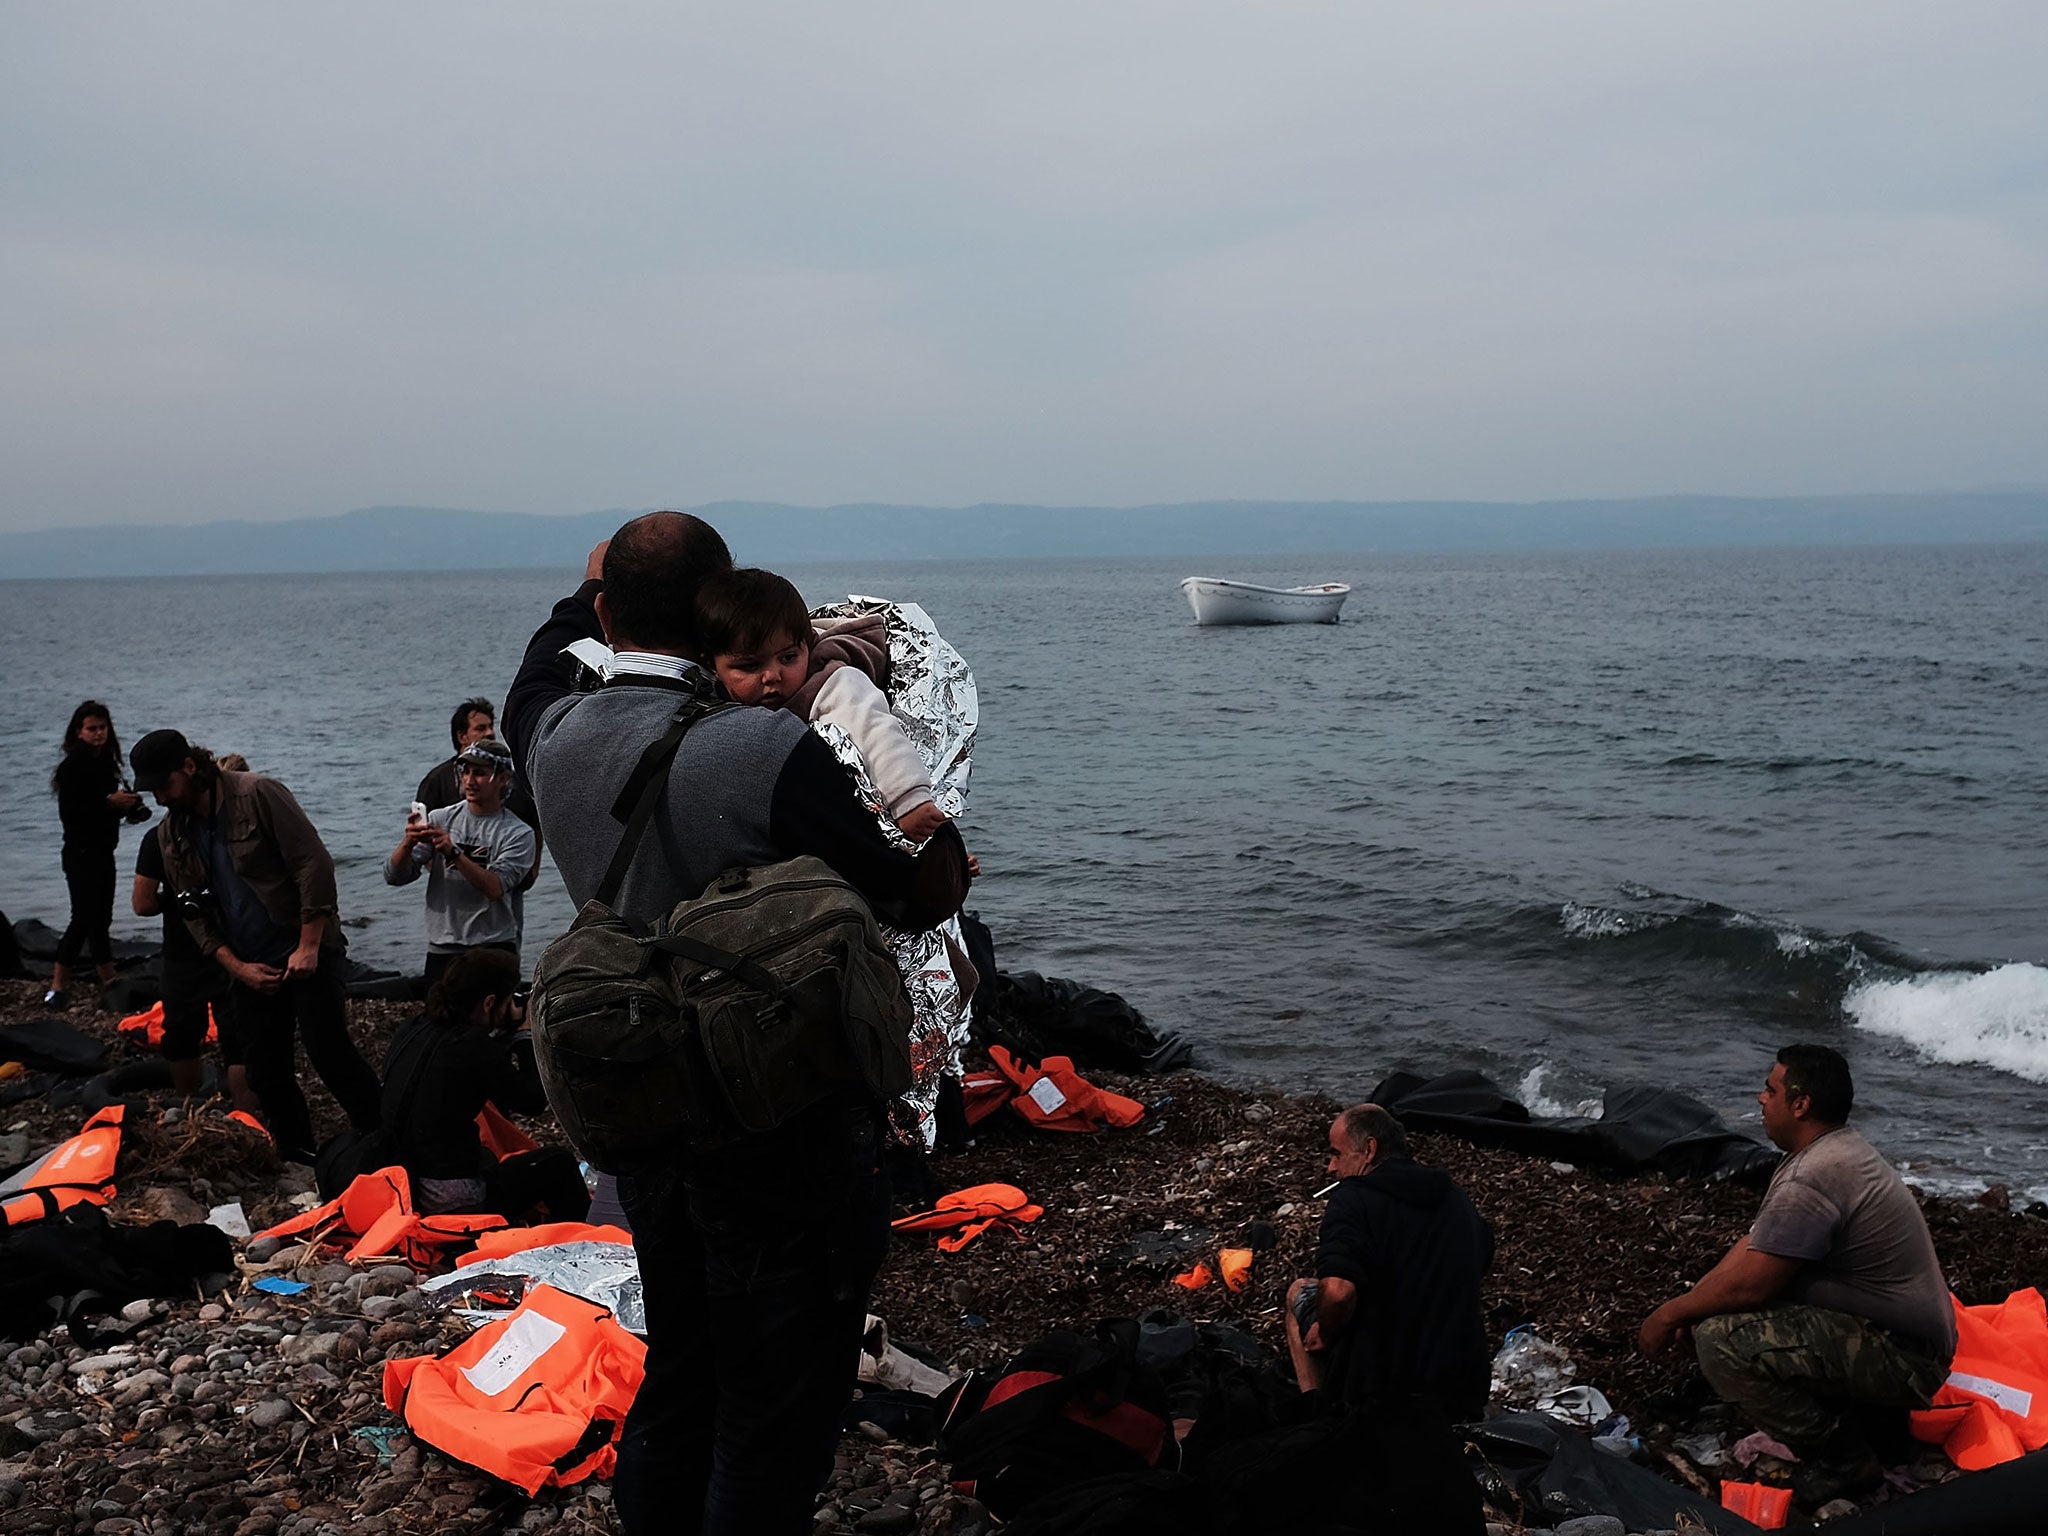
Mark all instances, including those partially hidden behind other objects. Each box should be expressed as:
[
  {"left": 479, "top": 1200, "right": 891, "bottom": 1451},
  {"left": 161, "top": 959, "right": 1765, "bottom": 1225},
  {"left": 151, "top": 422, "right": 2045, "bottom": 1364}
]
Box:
[
  {"left": 130, "top": 729, "right": 383, "bottom": 1163},
  {"left": 380, "top": 946, "right": 588, "bottom": 1222},
  {"left": 45, "top": 700, "right": 150, "bottom": 1010}
]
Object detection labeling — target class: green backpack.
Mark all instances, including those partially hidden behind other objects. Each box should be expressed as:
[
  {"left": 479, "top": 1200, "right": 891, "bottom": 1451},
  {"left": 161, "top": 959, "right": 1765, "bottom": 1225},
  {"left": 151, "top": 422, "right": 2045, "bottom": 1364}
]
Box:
[{"left": 528, "top": 699, "right": 915, "bottom": 1172}]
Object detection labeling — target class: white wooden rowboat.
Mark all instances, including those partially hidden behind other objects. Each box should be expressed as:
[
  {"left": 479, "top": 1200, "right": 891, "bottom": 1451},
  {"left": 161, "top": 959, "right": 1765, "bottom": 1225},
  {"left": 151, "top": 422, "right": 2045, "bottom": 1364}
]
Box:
[{"left": 1180, "top": 576, "right": 1350, "bottom": 626}]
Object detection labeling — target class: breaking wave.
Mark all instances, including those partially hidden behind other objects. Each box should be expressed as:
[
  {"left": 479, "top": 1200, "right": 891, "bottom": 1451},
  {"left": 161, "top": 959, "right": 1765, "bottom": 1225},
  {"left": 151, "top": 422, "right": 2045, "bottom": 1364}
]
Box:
[
  {"left": 1845, "top": 964, "right": 2048, "bottom": 1084},
  {"left": 1554, "top": 891, "right": 1914, "bottom": 999},
  {"left": 1515, "top": 1062, "right": 1603, "bottom": 1120}
]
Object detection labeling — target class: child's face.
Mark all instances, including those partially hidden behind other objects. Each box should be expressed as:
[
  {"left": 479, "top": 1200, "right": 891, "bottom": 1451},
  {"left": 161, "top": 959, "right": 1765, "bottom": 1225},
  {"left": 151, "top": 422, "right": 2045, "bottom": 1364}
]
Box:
[{"left": 713, "top": 628, "right": 810, "bottom": 708}]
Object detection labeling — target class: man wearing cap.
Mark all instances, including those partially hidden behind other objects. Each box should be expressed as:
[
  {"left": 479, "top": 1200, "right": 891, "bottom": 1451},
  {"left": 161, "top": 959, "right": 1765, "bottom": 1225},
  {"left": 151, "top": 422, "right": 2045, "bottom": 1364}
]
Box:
[
  {"left": 386, "top": 737, "right": 537, "bottom": 991},
  {"left": 130, "top": 730, "right": 383, "bottom": 1162}
]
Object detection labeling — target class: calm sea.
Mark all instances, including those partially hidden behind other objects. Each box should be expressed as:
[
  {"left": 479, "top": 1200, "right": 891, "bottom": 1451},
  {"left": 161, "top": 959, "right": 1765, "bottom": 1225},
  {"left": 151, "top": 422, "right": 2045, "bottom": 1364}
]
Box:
[{"left": 4, "top": 545, "right": 2044, "bottom": 1195}]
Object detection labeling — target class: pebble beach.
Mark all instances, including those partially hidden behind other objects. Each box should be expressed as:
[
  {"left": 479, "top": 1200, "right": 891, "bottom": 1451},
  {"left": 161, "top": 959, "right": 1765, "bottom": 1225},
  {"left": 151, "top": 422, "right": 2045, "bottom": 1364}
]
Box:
[{"left": 4, "top": 976, "right": 2045, "bottom": 1534}]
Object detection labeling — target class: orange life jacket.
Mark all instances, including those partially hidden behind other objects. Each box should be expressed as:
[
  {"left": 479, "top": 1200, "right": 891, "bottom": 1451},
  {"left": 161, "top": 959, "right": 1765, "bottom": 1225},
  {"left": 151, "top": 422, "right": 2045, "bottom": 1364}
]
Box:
[
  {"left": 382, "top": 1283, "right": 646, "bottom": 1494},
  {"left": 987, "top": 1046, "right": 1145, "bottom": 1134},
  {"left": 961, "top": 1069, "right": 1014, "bottom": 1127},
  {"left": 115, "top": 999, "right": 217, "bottom": 1050},
  {"left": 1719, "top": 1480, "right": 1791, "bottom": 1529},
  {"left": 891, "top": 1182, "right": 1043, "bottom": 1252},
  {"left": 476, "top": 1101, "right": 539, "bottom": 1162},
  {"left": 250, "top": 1166, "right": 507, "bottom": 1271},
  {"left": 0, "top": 1105, "right": 124, "bottom": 1229},
  {"left": 1909, "top": 1288, "right": 2048, "bottom": 1469},
  {"left": 461, "top": 1222, "right": 634, "bottom": 1266}
]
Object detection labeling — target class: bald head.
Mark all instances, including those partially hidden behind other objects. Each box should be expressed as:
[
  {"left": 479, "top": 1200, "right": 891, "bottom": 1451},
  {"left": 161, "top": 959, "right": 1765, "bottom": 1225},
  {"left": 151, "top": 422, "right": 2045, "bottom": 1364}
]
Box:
[{"left": 599, "top": 511, "right": 735, "bottom": 655}]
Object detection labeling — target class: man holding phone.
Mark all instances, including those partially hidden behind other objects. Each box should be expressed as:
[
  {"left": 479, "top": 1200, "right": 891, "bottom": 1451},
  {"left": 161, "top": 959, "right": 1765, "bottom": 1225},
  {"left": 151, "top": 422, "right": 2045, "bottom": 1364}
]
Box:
[{"left": 385, "top": 737, "right": 537, "bottom": 990}]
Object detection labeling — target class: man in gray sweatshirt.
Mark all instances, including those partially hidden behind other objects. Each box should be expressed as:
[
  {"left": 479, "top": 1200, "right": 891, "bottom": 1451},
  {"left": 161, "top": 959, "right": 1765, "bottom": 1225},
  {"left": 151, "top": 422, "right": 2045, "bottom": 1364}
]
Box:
[
  {"left": 384, "top": 737, "right": 536, "bottom": 989},
  {"left": 505, "top": 512, "right": 970, "bottom": 1536}
]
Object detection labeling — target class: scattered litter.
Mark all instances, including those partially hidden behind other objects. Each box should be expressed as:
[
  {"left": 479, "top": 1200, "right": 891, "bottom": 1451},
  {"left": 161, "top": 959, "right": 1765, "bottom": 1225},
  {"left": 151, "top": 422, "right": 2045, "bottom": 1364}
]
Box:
[
  {"left": 1730, "top": 1430, "right": 1799, "bottom": 1467},
  {"left": 350, "top": 1425, "right": 406, "bottom": 1463},
  {"left": 206, "top": 1201, "right": 250, "bottom": 1238},
  {"left": 1491, "top": 1325, "right": 1576, "bottom": 1407},
  {"left": 1673, "top": 1430, "right": 1728, "bottom": 1468},
  {"left": 252, "top": 1277, "right": 309, "bottom": 1296},
  {"left": 1534, "top": 1383, "right": 1613, "bottom": 1426},
  {"left": 1590, "top": 1412, "right": 1638, "bottom": 1458},
  {"left": 858, "top": 1315, "right": 955, "bottom": 1397},
  {"left": 1549, "top": 1161, "right": 1577, "bottom": 1174},
  {"left": 959, "top": 1314, "right": 987, "bottom": 1329},
  {"left": 288, "top": 1191, "right": 322, "bottom": 1211},
  {"left": 1171, "top": 1261, "right": 1212, "bottom": 1292}
]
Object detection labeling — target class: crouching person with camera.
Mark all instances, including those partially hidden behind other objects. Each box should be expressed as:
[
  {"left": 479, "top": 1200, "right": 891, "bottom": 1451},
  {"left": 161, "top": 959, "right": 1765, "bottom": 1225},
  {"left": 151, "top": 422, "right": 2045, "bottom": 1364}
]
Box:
[
  {"left": 131, "top": 730, "right": 383, "bottom": 1163},
  {"left": 380, "top": 947, "right": 588, "bottom": 1221},
  {"left": 505, "top": 516, "right": 972, "bottom": 1536}
]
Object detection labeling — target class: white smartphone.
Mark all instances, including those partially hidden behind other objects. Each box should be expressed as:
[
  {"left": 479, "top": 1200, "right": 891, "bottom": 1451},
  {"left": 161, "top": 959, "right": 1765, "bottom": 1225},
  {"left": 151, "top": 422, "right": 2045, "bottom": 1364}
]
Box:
[{"left": 407, "top": 800, "right": 428, "bottom": 825}]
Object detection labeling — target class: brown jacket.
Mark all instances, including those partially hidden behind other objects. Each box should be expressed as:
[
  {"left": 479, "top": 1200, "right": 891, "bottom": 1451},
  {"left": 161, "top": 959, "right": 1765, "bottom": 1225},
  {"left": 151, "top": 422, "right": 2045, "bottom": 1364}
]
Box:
[{"left": 159, "top": 770, "right": 345, "bottom": 959}]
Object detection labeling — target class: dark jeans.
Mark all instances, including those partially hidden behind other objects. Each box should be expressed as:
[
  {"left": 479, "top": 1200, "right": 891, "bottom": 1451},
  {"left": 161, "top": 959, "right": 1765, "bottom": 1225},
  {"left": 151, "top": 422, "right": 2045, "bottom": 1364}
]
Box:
[
  {"left": 230, "top": 948, "right": 383, "bottom": 1158},
  {"left": 158, "top": 964, "right": 237, "bottom": 1066},
  {"left": 613, "top": 1099, "right": 890, "bottom": 1536},
  {"left": 56, "top": 846, "right": 116, "bottom": 969},
  {"left": 422, "top": 942, "right": 519, "bottom": 995}
]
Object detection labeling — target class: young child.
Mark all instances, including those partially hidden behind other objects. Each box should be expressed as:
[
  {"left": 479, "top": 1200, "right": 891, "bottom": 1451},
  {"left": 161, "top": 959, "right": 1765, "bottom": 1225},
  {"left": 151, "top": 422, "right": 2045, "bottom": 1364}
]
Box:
[{"left": 693, "top": 566, "right": 952, "bottom": 844}]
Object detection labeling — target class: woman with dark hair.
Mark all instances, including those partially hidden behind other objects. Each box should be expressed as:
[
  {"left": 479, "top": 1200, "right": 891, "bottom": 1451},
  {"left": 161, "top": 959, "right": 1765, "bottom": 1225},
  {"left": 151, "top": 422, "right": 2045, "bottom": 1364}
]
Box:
[
  {"left": 47, "top": 700, "right": 144, "bottom": 1009},
  {"left": 381, "top": 947, "right": 589, "bottom": 1222}
]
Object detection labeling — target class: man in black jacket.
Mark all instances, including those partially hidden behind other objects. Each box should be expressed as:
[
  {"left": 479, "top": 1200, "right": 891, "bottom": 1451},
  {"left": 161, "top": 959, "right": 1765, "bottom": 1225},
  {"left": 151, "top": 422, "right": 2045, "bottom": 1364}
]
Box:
[
  {"left": 1285, "top": 1103, "right": 1494, "bottom": 1420},
  {"left": 381, "top": 947, "right": 587, "bottom": 1222},
  {"left": 504, "top": 512, "right": 970, "bottom": 1536}
]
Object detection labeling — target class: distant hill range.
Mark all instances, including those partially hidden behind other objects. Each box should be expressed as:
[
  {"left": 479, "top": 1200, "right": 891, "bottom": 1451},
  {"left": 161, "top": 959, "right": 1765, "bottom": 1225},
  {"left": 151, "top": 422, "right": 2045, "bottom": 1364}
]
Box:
[{"left": 6, "top": 492, "right": 2046, "bottom": 579}]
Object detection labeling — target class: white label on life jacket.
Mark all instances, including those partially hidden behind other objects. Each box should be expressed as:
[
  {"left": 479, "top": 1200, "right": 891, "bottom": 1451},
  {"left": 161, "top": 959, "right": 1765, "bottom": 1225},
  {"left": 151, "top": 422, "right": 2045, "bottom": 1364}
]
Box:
[
  {"left": 1026, "top": 1077, "right": 1068, "bottom": 1116},
  {"left": 1947, "top": 1371, "right": 2033, "bottom": 1418},
  {"left": 462, "top": 1307, "right": 568, "bottom": 1397}
]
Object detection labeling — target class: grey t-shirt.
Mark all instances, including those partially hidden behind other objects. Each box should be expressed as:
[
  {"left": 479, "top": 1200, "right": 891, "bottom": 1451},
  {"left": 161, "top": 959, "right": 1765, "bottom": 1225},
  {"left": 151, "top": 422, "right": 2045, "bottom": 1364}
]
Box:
[
  {"left": 1749, "top": 1125, "right": 1957, "bottom": 1358},
  {"left": 385, "top": 803, "right": 537, "bottom": 953}
]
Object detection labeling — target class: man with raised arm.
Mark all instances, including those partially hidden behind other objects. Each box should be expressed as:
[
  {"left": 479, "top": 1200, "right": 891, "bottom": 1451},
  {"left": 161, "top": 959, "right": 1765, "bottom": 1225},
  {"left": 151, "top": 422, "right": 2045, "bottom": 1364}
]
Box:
[
  {"left": 1638, "top": 1044, "right": 1956, "bottom": 1507},
  {"left": 503, "top": 512, "right": 970, "bottom": 1536}
]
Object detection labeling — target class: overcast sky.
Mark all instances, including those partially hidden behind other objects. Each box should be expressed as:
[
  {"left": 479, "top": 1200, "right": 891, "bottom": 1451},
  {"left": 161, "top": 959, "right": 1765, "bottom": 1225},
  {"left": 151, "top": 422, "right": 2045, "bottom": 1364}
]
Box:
[{"left": 3, "top": 3, "right": 2044, "bottom": 532}]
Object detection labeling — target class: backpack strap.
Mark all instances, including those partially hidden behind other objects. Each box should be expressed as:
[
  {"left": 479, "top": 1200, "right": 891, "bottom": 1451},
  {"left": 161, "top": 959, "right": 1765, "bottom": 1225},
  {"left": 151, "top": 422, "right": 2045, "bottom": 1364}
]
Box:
[
  {"left": 640, "top": 931, "right": 790, "bottom": 999},
  {"left": 594, "top": 698, "right": 729, "bottom": 911}
]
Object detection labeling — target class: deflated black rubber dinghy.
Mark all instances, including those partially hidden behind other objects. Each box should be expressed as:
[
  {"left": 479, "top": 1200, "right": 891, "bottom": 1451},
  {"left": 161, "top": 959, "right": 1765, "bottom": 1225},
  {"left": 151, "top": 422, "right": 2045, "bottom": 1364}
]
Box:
[
  {"left": 1374, "top": 1069, "right": 1781, "bottom": 1183},
  {"left": 1819, "top": 1447, "right": 2048, "bottom": 1536}
]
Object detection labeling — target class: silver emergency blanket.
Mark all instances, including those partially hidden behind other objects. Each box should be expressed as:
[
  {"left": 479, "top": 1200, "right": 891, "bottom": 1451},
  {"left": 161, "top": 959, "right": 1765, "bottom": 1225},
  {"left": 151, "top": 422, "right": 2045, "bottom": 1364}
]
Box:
[
  {"left": 552, "top": 597, "right": 980, "bottom": 1149},
  {"left": 419, "top": 1240, "right": 645, "bottom": 1334},
  {"left": 808, "top": 596, "right": 979, "bottom": 1149}
]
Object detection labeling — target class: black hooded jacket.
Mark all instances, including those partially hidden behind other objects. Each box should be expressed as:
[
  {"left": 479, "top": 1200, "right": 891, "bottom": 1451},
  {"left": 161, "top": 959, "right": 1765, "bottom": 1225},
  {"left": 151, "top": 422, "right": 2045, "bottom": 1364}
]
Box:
[
  {"left": 381, "top": 1013, "right": 549, "bottom": 1181},
  {"left": 1314, "top": 1158, "right": 1494, "bottom": 1419}
]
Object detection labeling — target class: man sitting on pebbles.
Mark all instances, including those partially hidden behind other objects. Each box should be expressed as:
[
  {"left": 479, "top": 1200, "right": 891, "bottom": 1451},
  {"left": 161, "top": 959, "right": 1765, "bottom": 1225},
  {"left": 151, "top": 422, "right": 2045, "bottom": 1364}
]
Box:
[
  {"left": 1638, "top": 1044, "right": 1957, "bottom": 1509},
  {"left": 1284, "top": 1102, "right": 1494, "bottom": 1418}
]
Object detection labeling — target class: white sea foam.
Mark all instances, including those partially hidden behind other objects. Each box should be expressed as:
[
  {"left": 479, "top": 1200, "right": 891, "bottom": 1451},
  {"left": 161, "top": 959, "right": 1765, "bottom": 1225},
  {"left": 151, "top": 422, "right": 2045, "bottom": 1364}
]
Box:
[
  {"left": 1844, "top": 963, "right": 2048, "bottom": 1084},
  {"left": 1517, "top": 1062, "right": 1603, "bottom": 1120}
]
